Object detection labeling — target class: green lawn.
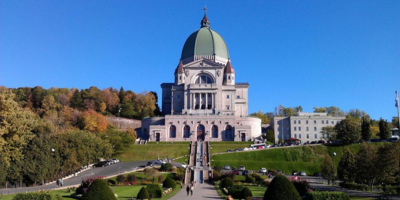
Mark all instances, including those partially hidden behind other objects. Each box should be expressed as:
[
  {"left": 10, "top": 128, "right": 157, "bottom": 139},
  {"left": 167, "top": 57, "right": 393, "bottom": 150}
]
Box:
[
  {"left": 210, "top": 142, "right": 253, "bottom": 154},
  {"left": 108, "top": 171, "right": 173, "bottom": 184},
  {"left": 211, "top": 143, "right": 385, "bottom": 175},
  {"left": 116, "top": 142, "right": 190, "bottom": 162},
  {"left": 215, "top": 185, "right": 266, "bottom": 199},
  {"left": 0, "top": 185, "right": 182, "bottom": 200}
]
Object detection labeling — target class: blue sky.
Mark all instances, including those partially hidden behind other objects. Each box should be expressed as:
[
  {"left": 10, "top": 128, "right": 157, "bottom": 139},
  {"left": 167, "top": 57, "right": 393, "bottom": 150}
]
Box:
[{"left": 1, "top": 1, "right": 399, "bottom": 121}]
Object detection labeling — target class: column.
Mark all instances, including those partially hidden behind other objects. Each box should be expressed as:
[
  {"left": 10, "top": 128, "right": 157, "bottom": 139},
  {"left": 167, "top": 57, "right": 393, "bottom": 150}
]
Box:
[
  {"left": 212, "top": 93, "right": 214, "bottom": 109},
  {"left": 184, "top": 91, "right": 187, "bottom": 111},
  {"left": 206, "top": 93, "right": 208, "bottom": 110}
]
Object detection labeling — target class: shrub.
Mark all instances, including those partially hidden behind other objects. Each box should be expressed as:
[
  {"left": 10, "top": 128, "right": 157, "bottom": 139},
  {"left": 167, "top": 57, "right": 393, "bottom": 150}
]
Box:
[
  {"left": 339, "top": 182, "right": 369, "bottom": 191},
  {"left": 12, "top": 192, "right": 63, "bottom": 200},
  {"left": 214, "top": 165, "right": 223, "bottom": 171},
  {"left": 213, "top": 170, "right": 221, "bottom": 181},
  {"left": 241, "top": 187, "right": 253, "bottom": 199},
  {"left": 384, "top": 185, "right": 400, "bottom": 195},
  {"left": 305, "top": 191, "right": 349, "bottom": 200},
  {"left": 146, "top": 183, "right": 163, "bottom": 198},
  {"left": 137, "top": 187, "right": 149, "bottom": 200},
  {"left": 245, "top": 175, "right": 256, "bottom": 184},
  {"left": 228, "top": 185, "right": 244, "bottom": 199},
  {"left": 116, "top": 175, "right": 126, "bottom": 184},
  {"left": 292, "top": 179, "right": 311, "bottom": 196},
  {"left": 82, "top": 179, "right": 116, "bottom": 200},
  {"left": 126, "top": 174, "right": 137, "bottom": 182},
  {"left": 264, "top": 175, "right": 301, "bottom": 200},
  {"left": 220, "top": 178, "right": 234, "bottom": 189},
  {"left": 163, "top": 177, "right": 177, "bottom": 189},
  {"left": 160, "top": 163, "right": 173, "bottom": 171}
]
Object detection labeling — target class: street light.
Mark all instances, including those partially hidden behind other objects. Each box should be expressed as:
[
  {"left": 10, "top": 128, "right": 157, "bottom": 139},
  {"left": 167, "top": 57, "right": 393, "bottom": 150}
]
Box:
[{"left": 117, "top": 107, "right": 122, "bottom": 129}]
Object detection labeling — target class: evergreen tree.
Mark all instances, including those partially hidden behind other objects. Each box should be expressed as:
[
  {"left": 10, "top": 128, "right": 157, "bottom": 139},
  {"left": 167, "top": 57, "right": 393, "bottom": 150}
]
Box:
[
  {"left": 118, "top": 87, "right": 125, "bottom": 103},
  {"left": 335, "top": 118, "right": 360, "bottom": 145},
  {"left": 264, "top": 175, "right": 301, "bottom": 200},
  {"left": 361, "top": 118, "right": 372, "bottom": 140},
  {"left": 266, "top": 129, "right": 275, "bottom": 143},
  {"left": 321, "top": 154, "right": 337, "bottom": 185},
  {"left": 70, "top": 90, "right": 82, "bottom": 108},
  {"left": 81, "top": 179, "right": 116, "bottom": 200},
  {"left": 337, "top": 147, "right": 356, "bottom": 183},
  {"left": 379, "top": 118, "right": 391, "bottom": 140},
  {"left": 137, "top": 187, "right": 149, "bottom": 200}
]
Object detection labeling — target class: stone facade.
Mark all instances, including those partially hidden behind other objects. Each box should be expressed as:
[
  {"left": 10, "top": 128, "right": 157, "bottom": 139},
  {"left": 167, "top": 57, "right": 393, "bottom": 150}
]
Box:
[
  {"left": 271, "top": 112, "right": 345, "bottom": 143},
  {"left": 140, "top": 13, "right": 261, "bottom": 142}
]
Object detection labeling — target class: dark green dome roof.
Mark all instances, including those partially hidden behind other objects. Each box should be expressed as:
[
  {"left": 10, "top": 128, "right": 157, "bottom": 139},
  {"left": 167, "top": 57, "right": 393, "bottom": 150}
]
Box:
[{"left": 181, "top": 15, "right": 229, "bottom": 61}]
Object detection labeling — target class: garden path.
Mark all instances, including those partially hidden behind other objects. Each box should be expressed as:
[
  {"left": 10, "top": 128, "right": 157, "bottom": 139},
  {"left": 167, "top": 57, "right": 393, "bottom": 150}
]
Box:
[{"left": 170, "top": 183, "right": 220, "bottom": 200}]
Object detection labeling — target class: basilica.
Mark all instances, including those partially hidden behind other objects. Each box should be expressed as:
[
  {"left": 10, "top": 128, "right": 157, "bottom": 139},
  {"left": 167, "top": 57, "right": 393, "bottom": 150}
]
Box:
[{"left": 140, "top": 11, "right": 261, "bottom": 142}]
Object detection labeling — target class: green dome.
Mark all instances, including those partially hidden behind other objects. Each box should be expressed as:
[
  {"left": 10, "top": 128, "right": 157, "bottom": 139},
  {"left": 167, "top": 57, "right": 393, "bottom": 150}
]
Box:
[{"left": 181, "top": 27, "right": 229, "bottom": 61}]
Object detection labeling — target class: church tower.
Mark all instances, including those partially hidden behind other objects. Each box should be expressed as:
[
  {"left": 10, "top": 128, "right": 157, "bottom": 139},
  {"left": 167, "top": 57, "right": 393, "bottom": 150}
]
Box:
[
  {"left": 223, "top": 60, "right": 235, "bottom": 85},
  {"left": 174, "top": 60, "right": 184, "bottom": 85}
]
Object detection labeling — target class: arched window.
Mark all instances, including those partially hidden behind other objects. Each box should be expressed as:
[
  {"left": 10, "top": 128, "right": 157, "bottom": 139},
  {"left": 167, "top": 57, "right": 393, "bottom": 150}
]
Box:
[
  {"left": 195, "top": 74, "right": 214, "bottom": 84},
  {"left": 170, "top": 126, "right": 176, "bottom": 138},
  {"left": 225, "top": 125, "right": 232, "bottom": 138},
  {"left": 184, "top": 125, "right": 190, "bottom": 138},
  {"left": 212, "top": 125, "right": 218, "bottom": 138}
]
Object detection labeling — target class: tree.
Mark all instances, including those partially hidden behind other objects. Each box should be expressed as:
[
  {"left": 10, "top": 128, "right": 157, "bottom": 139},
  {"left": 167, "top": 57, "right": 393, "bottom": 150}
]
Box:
[
  {"left": 241, "top": 187, "right": 253, "bottom": 200},
  {"left": 162, "top": 177, "right": 176, "bottom": 188},
  {"left": 321, "top": 154, "right": 336, "bottom": 185},
  {"left": 137, "top": 187, "right": 149, "bottom": 200},
  {"left": 81, "top": 109, "right": 107, "bottom": 133},
  {"left": 361, "top": 118, "right": 372, "bottom": 140},
  {"left": 335, "top": 118, "right": 360, "bottom": 145},
  {"left": 379, "top": 118, "right": 391, "bottom": 140},
  {"left": 81, "top": 179, "right": 116, "bottom": 200},
  {"left": 250, "top": 110, "right": 270, "bottom": 124},
  {"left": 320, "top": 126, "right": 336, "bottom": 141},
  {"left": 355, "top": 143, "right": 379, "bottom": 191},
  {"left": 337, "top": 147, "right": 356, "bottom": 183},
  {"left": 143, "top": 168, "right": 161, "bottom": 183},
  {"left": 392, "top": 116, "right": 399, "bottom": 128},
  {"left": 0, "top": 89, "right": 38, "bottom": 166},
  {"left": 266, "top": 129, "right": 275, "bottom": 143},
  {"left": 376, "top": 143, "right": 399, "bottom": 189},
  {"left": 70, "top": 90, "right": 82, "bottom": 108},
  {"left": 264, "top": 175, "right": 301, "bottom": 200}
]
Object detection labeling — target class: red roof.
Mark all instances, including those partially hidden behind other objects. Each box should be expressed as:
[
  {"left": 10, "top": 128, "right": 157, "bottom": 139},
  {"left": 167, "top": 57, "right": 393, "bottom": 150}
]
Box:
[
  {"left": 174, "top": 60, "right": 184, "bottom": 74},
  {"left": 224, "top": 60, "right": 235, "bottom": 74}
]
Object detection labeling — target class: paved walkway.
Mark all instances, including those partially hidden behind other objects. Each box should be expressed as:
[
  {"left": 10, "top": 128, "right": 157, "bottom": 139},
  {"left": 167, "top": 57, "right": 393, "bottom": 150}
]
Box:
[{"left": 170, "top": 183, "right": 221, "bottom": 200}]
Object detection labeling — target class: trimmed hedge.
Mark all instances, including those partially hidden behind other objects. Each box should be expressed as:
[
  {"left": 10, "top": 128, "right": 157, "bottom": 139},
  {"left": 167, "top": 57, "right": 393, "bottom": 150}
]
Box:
[
  {"left": 339, "top": 182, "right": 369, "bottom": 191},
  {"left": 220, "top": 178, "right": 234, "bottom": 189},
  {"left": 242, "top": 186, "right": 253, "bottom": 199},
  {"left": 137, "top": 187, "right": 149, "bottom": 200},
  {"left": 264, "top": 175, "right": 301, "bottom": 200},
  {"left": 12, "top": 192, "right": 63, "bottom": 200},
  {"left": 228, "top": 185, "right": 244, "bottom": 199},
  {"left": 82, "top": 179, "right": 117, "bottom": 200},
  {"left": 146, "top": 183, "right": 163, "bottom": 198},
  {"left": 305, "top": 191, "right": 350, "bottom": 200},
  {"left": 163, "top": 177, "right": 176, "bottom": 189}
]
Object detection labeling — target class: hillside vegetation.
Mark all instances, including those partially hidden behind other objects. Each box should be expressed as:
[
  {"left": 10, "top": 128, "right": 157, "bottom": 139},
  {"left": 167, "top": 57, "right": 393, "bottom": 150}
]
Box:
[
  {"left": 117, "top": 142, "right": 190, "bottom": 162},
  {"left": 211, "top": 143, "right": 384, "bottom": 175}
]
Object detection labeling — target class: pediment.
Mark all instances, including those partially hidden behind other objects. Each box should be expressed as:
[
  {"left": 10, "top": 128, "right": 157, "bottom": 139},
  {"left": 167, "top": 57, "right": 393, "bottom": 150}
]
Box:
[{"left": 184, "top": 58, "right": 224, "bottom": 68}]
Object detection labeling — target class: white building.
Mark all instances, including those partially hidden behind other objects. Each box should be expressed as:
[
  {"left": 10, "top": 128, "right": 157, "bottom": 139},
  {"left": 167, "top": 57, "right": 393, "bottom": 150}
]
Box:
[
  {"left": 272, "top": 112, "right": 345, "bottom": 143},
  {"left": 140, "top": 11, "right": 261, "bottom": 142}
]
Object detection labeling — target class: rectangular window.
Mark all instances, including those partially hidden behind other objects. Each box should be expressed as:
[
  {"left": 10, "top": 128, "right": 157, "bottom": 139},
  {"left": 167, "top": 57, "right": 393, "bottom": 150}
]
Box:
[
  {"left": 294, "top": 134, "right": 297, "bottom": 138},
  {"left": 299, "top": 127, "right": 301, "bottom": 131},
  {"left": 237, "top": 95, "right": 240, "bottom": 99},
  {"left": 306, "top": 120, "right": 308, "bottom": 124},
  {"left": 299, "top": 120, "right": 301, "bottom": 124},
  {"left": 322, "top": 133, "right": 325, "bottom": 138},
  {"left": 314, "top": 127, "right": 317, "bottom": 131},
  {"left": 299, "top": 134, "right": 301, "bottom": 138},
  {"left": 326, "top": 120, "right": 328, "bottom": 124},
  {"left": 227, "top": 95, "right": 230, "bottom": 99},
  {"left": 306, "top": 127, "right": 309, "bottom": 131},
  {"left": 177, "top": 95, "right": 180, "bottom": 99},
  {"left": 337, "top": 121, "right": 339, "bottom": 124},
  {"left": 294, "top": 127, "right": 297, "bottom": 131},
  {"left": 314, "top": 120, "right": 316, "bottom": 124},
  {"left": 322, "top": 120, "right": 324, "bottom": 124},
  {"left": 294, "top": 120, "right": 296, "bottom": 124},
  {"left": 314, "top": 134, "right": 317, "bottom": 139},
  {"left": 226, "top": 105, "right": 230, "bottom": 110},
  {"left": 307, "top": 134, "right": 309, "bottom": 139}
]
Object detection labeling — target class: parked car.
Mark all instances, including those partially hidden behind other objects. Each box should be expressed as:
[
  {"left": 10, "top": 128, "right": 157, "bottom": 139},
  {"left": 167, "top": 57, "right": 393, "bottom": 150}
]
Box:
[
  {"left": 106, "top": 160, "right": 114, "bottom": 165},
  {"left": 389, "top": 138, "right": 398, "bottom": 142},
  {"left": 233, "top": 169, "right": 239, "bottom": 175},
  {"left": 111, "top": 158, "right": 120, "bottom": 163},
  {"left": 313, "top": 172, "right": 321, "bottom": 177},
  {"left": 154, "top": 160, "right": 167, "bottom": 165},
  {"left": 292, "top": 171, "right": 298, "bottom": 176},
  {"left": 271, "top": 144, "right": 278, "bottom": 148},
  {"left": 300, "top": 171, "right": 306, "bottom": 176},
  {"left": 310, "top": 141, "right": 318, "bottom": 144},
  {"left": 277, "top": 169, "right": 282, "bottom": 174},
  {"left": 234, "top": 148, "right": 241, "bottom": 152},
  {"left": 239, "top": 165, "right": 245, "bottom": 171},
  {"left": 226, "top": 150, "right": 233, "bottom": 153},
  {"left": 224, "top": 165, "right": 230, "bottom": 170},
  {"left": 317, "top": 140, "right": 326, "bottom": 144},
  {"left": 249, "top": 146, "right": 256, "bottom": 150},
  {"left": 257, "top": 146, "right": 264, "bottom": 149},
  {"left": 242, "top": 170, "right": 250, "bottom": 175},
  {"left": 371, "top": 139, "right": 380, "bottom": 142},
  {"left": 181, "top": 163, "right": 187, "bottom": 168},
  {"left": 146, "top": 162, "right": 153, "bottom": 168},
  {"left": 94, "top": 161, "right": 108, "bottom": 167},
  {"left": 243, "top": 147, "right": 249, "bottom": 151},
  {"left": 259, "top": 168, "right": 267, "bottom": 173}
]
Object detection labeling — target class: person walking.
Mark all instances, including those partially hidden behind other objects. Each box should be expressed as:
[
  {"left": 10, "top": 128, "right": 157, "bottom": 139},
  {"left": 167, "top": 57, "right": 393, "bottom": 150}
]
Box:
[
  {"left": 186, "top": 185, "right": 190, "bottom": 196},
  {"left": 60, "top": 178, "right": 63, "bottom": 187},
  {"left": 190, "top": 185, "right": 194, "bottom": 196}
]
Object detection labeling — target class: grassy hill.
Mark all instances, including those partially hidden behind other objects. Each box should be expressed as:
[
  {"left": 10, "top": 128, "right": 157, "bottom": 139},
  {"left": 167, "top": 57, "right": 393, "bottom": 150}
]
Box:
[
  {"left": 211, "top": 143, "right": 385, "bottom": 175},
  {"left": 116, "top": 142, "right": 190, "bottom": 162}
]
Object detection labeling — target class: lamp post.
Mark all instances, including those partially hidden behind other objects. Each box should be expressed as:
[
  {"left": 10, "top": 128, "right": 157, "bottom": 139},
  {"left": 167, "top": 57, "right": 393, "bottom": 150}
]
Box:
[
  {"left": 117, "top": 107, "right": 122, "bottom": 129},
  {"left": 396, "top": 91, "right": 400, "bottom": 131}
]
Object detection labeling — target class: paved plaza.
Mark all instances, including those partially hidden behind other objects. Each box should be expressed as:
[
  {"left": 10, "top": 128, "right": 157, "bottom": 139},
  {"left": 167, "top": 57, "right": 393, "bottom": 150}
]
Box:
[{"left": 170, "top": 183, "right": 220, "bottom": 200}]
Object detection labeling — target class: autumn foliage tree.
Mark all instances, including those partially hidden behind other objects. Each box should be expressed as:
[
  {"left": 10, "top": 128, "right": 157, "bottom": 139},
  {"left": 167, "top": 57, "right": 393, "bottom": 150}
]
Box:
[{"left": 82, "top": 109, "right": 107, "bottom": 133}]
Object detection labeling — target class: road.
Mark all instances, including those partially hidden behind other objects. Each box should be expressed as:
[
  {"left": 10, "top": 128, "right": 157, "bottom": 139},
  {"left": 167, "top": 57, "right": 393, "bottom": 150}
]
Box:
[{"left": 0, "top": 160, "right": 182, "bottom": 195}]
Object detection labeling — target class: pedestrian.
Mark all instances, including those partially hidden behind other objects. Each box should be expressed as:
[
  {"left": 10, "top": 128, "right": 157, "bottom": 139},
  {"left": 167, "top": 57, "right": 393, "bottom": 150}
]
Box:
[
  {"left": 180, "top": 182, "right": 183, "bottom": 188},
  {"left": 60, "top": 178, "right": 63, "bottom": 187},
  {"left": 190, "top": 185, "right": 194, "bottom": 196},
  {"left": 186, "top": 185, "right": 190, "bottom": 196},
  {"left": 56, "top": 179, "right": 59, "bottom": 187}
]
